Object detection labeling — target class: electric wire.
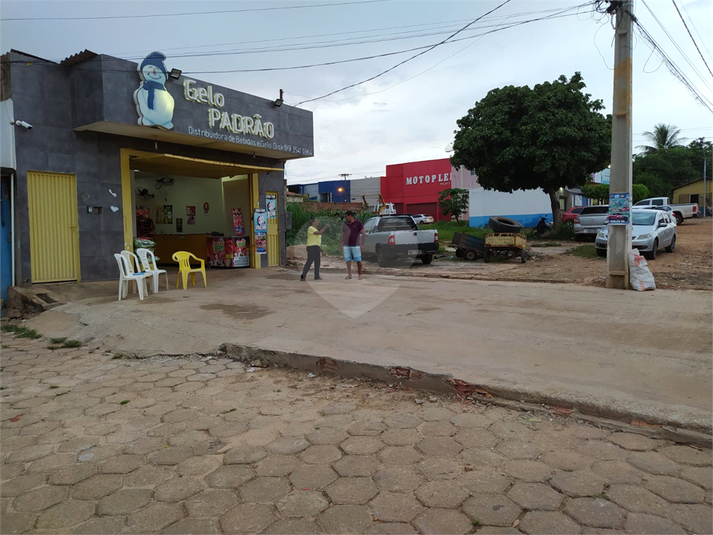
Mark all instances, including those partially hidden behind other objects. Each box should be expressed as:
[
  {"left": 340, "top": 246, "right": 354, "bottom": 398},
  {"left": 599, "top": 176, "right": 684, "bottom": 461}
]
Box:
[
  {"left": 670, "top": 0, "right": 713, "bottom": 79},
  {"left": 624, "top": 7, "right": 713, "bottom": 114},
  {"left": 640, "top": 0, "right": 712, "bottom": 93},
  {"left": 0, "top": 0, "right": 393, "bottom": 21}
]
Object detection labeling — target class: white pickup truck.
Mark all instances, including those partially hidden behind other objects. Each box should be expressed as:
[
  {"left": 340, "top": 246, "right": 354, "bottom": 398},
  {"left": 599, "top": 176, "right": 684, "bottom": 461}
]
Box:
[
  {"left": 634, "top": 197, "right": 698, "bottom": 224},
  {"left": 362, "top": 215, "right": 439, "bottom": 266}
]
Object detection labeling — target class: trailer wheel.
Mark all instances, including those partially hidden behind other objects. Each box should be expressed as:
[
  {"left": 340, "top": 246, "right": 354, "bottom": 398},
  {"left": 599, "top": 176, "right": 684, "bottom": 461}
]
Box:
[
  {"left": 455, "top": 248, "right": 464, "bottom": 259},
  {"left": 464, "top": 250, "right": 477, "bottom": 261},
  {"left": 520, "top": 250, "right": 527, "bottom": 263}
]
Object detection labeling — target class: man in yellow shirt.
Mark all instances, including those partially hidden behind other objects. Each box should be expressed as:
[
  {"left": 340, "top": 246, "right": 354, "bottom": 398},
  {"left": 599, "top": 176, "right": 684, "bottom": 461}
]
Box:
[{"left": 301, "top": 218, "right": 330, "bottom": 281}]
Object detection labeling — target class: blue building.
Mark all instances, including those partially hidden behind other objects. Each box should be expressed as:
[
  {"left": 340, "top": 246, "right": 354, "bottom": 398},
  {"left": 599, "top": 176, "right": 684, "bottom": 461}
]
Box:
[{"left": 292, "top": 179, "right": 350, "bottom": 203}]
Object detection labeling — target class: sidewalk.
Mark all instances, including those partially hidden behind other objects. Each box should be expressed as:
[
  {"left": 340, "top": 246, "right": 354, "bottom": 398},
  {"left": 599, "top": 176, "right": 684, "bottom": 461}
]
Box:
[
  {"left": 1, "top": 334, "right": 711, "bottom": 534},
  {"left": 25, "top": 268, "right": 713, "bottom": 434}
]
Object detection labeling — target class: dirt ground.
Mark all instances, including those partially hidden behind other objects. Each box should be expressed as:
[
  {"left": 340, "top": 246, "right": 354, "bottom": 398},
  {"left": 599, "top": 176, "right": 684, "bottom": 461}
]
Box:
[{"left": 288, "top": 218, "right": 712, "bottom": 290}]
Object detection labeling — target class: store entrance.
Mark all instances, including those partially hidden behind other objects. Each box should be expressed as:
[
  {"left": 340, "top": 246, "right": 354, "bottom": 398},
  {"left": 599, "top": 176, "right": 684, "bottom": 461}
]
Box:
[{"left": 121, "top": 150, "right": 282, "bottom": 269}]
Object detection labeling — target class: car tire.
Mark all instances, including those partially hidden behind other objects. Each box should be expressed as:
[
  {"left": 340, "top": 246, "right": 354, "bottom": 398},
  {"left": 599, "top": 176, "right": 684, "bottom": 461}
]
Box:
[
  {"left": 464, "top": 250, "right": 477, "bottom": 261},
  {"left": 644, "top": 239, "right": 658, "bottom": 260},
  {"left": 675, "top": 213, "right": 683, "bottom": 225},
  {"left": 562, "top": 220, "right": 574, "bottom": 229},
  {"left": 421, "top": 254, "right": 433, "bottom": 265},
  {"left": 376, "top": 246, "right": 389, "bottom": 267},
  {"left": 596, "top": 248, "right": 606, "bottom": 257},
  {"left": 488, "top": 216, "right": 522, "bottom": 233},
  {"left": 665, "top": 235, "right": 676, "bottom": 253}
]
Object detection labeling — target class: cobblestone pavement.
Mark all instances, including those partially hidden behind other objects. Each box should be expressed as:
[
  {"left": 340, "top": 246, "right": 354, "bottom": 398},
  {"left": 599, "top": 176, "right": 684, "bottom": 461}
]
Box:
[{"left": 1, "top": 334, "right": 712, "bottom": 535}]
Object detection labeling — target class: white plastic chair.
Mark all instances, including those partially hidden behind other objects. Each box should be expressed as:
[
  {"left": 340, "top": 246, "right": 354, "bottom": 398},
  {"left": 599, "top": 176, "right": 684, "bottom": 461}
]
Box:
[
  {"left": 136, "top": 248, "right": 169, "bottom": 292},
  {"left": 120, "top": 250, "right": 142, "bottom": 275},
  {"left": 114, "top": 253, "right": 151, "bottom": 301}
]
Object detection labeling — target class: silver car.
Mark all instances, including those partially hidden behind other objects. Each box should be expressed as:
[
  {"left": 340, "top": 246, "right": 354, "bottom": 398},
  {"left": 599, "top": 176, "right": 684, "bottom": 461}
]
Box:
[
  {"left": 595, "top": 209, "right": 676, "bottom": 260},
  {"left": 412, "top": 214, "right": 435, "bottom": 225}
]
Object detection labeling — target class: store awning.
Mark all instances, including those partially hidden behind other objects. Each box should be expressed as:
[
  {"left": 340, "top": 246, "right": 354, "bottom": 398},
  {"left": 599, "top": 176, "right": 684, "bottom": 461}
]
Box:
[{"left": 129, "top": 153, "right": 282, "bottom": 179}]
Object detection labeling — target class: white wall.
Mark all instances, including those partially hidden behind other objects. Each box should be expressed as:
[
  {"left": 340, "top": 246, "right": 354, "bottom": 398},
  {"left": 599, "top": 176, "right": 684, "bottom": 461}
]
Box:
[
  {"left": 134, "top": 175, "right": 226, "bottom": 235},
  {"left": 469, "top": 188, "right": 552, "bottom": 227}
]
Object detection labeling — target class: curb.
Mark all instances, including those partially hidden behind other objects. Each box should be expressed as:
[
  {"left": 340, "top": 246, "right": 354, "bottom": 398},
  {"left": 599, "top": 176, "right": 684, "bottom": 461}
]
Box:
[{"left": 219, "top": 342, "right": 713, "bottom": 448}]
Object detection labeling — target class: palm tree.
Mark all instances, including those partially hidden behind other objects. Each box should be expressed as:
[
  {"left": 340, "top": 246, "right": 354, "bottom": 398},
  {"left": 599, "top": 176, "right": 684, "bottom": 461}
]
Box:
[{"left": 637, "top": 123, "right": 685, "bottom": 153}]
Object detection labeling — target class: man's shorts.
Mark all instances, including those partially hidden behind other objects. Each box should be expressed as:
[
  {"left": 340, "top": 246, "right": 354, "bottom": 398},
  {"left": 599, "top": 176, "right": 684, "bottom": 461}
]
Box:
[{"left": 343, "top": 245, "right": 362, "bottom": 262}]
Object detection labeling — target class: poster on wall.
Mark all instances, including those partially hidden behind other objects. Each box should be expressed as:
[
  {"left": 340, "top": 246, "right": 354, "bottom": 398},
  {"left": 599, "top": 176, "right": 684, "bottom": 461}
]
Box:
[
  {"left": 186, "top": 205, "right": 196, "bottom": 225},
  {"left": 254, "top": 209, "right": 267, "bottom": 254},
  {"left": 232, "top": 208, "right": 245, "bottom": 235},
  {"left": 156, "top": 205, "right": 173, "bottom": 224},
  {"left": 607, "top": 193, "right": 630, "bottom": 225},
  {"left": 266, "top": 194, "right": 277, "bottom": 220}
]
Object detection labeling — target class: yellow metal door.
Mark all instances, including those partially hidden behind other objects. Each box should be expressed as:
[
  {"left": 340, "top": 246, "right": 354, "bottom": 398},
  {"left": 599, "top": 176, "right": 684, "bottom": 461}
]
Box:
[
  {"left": 266, "top": 192, "right": 279, "bottom": 266},
  {"left": 27, "top": 172, "right": 80, "bottom": 282}
]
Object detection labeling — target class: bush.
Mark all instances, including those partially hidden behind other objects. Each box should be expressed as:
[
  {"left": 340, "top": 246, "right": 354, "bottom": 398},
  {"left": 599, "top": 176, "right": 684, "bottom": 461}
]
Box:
[{"left": 286, "top": 204, "right": 372, "bottom": 256}]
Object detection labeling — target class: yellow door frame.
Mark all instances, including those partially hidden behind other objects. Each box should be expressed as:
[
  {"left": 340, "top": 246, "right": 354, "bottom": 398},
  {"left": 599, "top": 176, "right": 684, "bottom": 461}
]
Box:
[{"left": 266, "top": 190, "right": 279, "bottom": 267}]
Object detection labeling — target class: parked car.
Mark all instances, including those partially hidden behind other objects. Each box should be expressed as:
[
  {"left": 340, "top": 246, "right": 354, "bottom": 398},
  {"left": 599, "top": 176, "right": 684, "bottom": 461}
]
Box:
[
  {"left": 573, "top": 205, "right": 609, "bottom": 241},
  {"left": 412, "top": 214, "right": 435, "bottom": 225},
  {"left": 595, "top": 208, "right": 676, "bottom": 260},
  {"left": 634, "top": 197, "right": 697, "bottom": 224},
  {"left": 362, "top": 215, "right": 438, "bottom": 266},
  {"left": 638, "top": 204, "right": 677, "bottom": 224},
  {"left": 561, "top": 206, "right": 586, "bottom": 225}
]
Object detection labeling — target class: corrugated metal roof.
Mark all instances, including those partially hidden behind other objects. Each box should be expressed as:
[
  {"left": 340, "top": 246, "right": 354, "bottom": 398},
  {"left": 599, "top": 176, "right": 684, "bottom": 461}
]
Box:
[{"left": 61, "top": 50, "right": 98, "bottom": 67}]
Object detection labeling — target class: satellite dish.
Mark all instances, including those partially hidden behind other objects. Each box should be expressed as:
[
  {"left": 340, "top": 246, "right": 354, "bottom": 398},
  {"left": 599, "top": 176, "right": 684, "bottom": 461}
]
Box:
[{"left": 445, "top": 142, "right": 454, "bottom": 153}]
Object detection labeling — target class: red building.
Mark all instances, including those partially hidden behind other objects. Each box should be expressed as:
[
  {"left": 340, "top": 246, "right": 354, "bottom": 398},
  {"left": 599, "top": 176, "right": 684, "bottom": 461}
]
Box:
[{"left": 381, "top": 158, "right": 453, "bottom": 221}]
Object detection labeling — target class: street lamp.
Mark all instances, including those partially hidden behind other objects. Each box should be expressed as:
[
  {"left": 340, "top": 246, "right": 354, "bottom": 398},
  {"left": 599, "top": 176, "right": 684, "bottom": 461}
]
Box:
[{"left": 337, "top": 187, "right": 344, "bottom": 202}]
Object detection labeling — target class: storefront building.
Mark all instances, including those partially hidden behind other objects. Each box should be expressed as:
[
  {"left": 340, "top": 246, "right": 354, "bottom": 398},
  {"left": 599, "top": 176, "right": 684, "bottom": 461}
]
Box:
[
  {"left": 381, "top": 158, "right": 479, "bottom": 221},
  {"left": 1, "top": 49, "right": 314, "bottom": 290}
]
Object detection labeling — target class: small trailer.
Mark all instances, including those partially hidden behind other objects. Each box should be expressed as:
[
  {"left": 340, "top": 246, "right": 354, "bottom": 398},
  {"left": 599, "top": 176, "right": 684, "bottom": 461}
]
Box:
[{"left": 452, "top": 232, "right": 528, "bottom": 263}]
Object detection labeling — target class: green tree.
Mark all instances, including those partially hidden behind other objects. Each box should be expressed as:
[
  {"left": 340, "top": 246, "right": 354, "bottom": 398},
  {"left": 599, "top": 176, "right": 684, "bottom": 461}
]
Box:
[
  {"left": 581, "top": 183, "right": 648, "bottom": 204},
  {"left": 438, "top": 188, "right": 469, "bottom": 222},
  {"left": 637, "top": 123, "right": 684, "bottom": 154},
  {"left": 450, "top": 73, "right": 610, "bottom": 229},
  {"left": 633, "top": 141, "right": 704, "bottom": 198},
  {"left": 581, "top": 183, "right": 609, "bottom": 203}
]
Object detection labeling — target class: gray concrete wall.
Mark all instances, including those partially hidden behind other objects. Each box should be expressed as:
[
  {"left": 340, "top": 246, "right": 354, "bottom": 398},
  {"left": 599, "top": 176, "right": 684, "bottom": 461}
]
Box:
[
  {"left": 349, "top": 176, "right": 380, "bottom": 203},
  {"left": 7, "top": 50, "right": 303, "bottom": 282}
]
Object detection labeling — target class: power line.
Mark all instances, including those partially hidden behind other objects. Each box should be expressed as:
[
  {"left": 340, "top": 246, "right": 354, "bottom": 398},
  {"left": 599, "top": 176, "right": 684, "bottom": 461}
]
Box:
[
  {"left": 640, "top": 0, "right": 712, "bottom": 94},
  {"left": 0, "top": 0, "right": 392, "bottom": 21},
  {"left": 295, "top": 0, "right": 514, "bottom": 106},
  {"left": 670, "top": 0, "right": 713, "bottom": 79},
  {"left": 626, "top": 7, "right": 713, "bottom": 114}
]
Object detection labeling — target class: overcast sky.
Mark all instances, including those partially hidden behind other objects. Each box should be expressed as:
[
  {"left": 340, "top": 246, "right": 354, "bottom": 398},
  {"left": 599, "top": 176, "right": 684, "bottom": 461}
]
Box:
[{"left": 1, "top": 0, "right": 711, "bottom": 185}]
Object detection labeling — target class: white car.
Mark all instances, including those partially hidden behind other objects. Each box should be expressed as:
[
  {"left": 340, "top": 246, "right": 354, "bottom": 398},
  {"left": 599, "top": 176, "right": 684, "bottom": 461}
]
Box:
[
  {"left": 412, "top": 214, "right": 435, "bottom": 225},
  {"left": 595, "top": 208, "right": 676, "bottom": 260}
]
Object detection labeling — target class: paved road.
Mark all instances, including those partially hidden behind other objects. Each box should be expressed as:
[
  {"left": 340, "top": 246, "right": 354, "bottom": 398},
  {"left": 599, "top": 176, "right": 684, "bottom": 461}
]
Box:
[
  {"left": 27, "top": 269, "right": 713, "bottom": 431},
  {"left": 1, "top": 334, "right": 711, "bottom": 534}
]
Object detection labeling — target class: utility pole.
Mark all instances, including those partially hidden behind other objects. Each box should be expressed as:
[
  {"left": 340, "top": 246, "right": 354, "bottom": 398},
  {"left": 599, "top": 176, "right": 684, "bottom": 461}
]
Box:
[
  {"left": 606, "top": 0, "right": 633, "bottom": 289},
  {"left": 701, "top": 139, "right": 708, "bottom": 218},
  {"left": 338, "top": 173, "right": 350, "bottom": 203}
]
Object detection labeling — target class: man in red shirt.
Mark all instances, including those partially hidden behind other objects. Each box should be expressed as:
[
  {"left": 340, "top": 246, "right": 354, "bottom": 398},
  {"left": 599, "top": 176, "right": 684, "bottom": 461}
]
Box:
[{"left": 340, "top": 211, "right": 366, "bottom": 280}]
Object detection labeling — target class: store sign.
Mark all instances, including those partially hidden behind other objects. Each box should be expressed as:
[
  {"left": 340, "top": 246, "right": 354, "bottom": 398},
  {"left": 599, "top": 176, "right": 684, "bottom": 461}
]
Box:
[
  {"left": 183, "top": 79, "right": 274, "bottom": 139},
  {"left": 134, "top": 52, "right": 175, "bottom": 130},
  {"left": 405, "top": 173, "right": 451, "bottom": 186}
]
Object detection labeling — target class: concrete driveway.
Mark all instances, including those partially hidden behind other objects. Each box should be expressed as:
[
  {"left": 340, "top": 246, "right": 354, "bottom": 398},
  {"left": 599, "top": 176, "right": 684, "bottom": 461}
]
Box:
[{"left": 26, "top": 267, "right": 713, "bottom": 433}]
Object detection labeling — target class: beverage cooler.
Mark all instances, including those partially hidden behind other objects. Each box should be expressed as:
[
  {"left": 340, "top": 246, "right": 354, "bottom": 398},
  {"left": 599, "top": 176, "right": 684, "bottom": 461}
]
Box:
[{"left": 206, "top": 236, "right": 250, "bottom": 268}]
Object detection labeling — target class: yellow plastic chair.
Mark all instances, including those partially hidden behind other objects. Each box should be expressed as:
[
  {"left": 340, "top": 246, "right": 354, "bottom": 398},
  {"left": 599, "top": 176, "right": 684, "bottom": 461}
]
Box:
[{"left": 172, "top": 251, "right": 207, "bottom": 289}]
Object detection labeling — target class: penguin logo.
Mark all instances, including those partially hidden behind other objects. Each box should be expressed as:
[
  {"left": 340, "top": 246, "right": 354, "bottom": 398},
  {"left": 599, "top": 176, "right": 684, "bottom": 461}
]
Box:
[{"left": 133, "top": 51, "right": 175, "bottom": 130}]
